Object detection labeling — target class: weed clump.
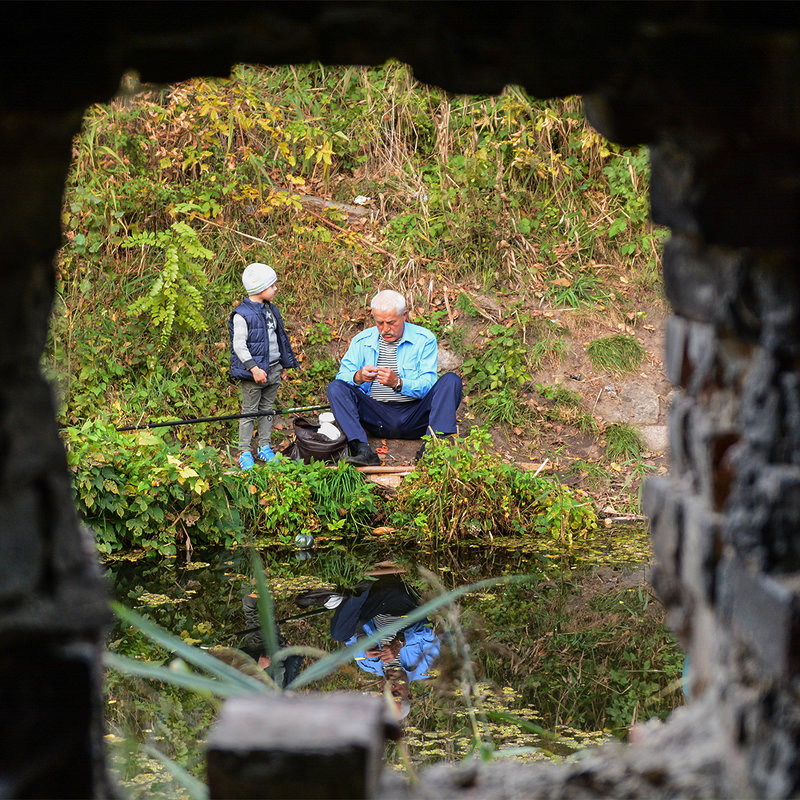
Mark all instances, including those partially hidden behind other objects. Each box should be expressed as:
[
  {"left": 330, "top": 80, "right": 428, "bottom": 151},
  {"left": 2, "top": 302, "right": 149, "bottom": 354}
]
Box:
[
  {"left": 393, "top": 428, "right": 597, "bottom": 543},
  {"left": 586, "top": 334, "right": 645, "bottom": 378},
  {"left": 536, "top": 383, "right": 599, "bottom": 434},
  {"left": 604, "top": 422, "right": 647, "bottom": 462},
  {"left": 233, "top": 459, "right": 379, "bottom": 542}
]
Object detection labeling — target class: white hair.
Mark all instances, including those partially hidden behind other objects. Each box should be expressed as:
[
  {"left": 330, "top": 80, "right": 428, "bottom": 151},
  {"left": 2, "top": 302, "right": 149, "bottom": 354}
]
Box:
[{"left": 371, "top": 290, "right": 406, "bottom": 315}]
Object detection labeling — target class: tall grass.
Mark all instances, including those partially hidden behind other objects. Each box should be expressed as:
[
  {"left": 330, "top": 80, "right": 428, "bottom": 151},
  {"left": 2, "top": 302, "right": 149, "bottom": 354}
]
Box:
[{"left": 586, "top": 334, "right": 645, "bottom": 378}]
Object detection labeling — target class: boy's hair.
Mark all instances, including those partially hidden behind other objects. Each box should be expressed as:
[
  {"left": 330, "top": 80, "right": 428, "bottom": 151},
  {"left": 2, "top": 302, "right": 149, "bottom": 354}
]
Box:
[
  {"left": 242, "top": 262, "right": 277, "bottom": 295},
  {"left": 371, "top": 289, "right": 406, "bottom": 315}
]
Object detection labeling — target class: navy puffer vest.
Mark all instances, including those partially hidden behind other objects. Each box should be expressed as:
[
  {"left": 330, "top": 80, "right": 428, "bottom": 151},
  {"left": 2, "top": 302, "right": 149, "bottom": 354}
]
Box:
[{"left": 229, "top": 299, "right": 298, "bottom": 381}]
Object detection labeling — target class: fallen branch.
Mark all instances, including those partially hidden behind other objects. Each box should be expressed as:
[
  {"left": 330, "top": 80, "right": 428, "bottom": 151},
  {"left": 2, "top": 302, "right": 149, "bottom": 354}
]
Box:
[
  {"left": 353, "top": 465, "right": 414, "bottom": 475},
  {"left": 301, "top": 205, "right": 395, "bottom": 258}
]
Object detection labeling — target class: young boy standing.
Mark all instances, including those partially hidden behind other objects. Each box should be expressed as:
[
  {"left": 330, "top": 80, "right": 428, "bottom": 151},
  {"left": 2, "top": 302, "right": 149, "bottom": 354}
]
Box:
[{"left": 229, "top": 262, "right": 298, "bottom": 470}]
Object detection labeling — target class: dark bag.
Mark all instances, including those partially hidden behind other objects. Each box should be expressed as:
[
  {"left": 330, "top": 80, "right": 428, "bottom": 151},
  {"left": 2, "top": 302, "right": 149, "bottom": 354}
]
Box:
[{"left": 282, "top": 416, "right": 348, "bottom": 464}]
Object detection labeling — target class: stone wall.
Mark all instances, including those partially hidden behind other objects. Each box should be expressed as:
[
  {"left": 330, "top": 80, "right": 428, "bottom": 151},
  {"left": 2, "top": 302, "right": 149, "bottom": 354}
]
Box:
[{"left": 1, "top": 3, "right": 799, "bottom": 797}]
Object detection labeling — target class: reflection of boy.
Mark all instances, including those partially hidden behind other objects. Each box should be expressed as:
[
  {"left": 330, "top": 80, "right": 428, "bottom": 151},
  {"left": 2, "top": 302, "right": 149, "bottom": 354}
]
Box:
[
  {"left": 241, "top": 593, "right": 304, "bottom": 688},
  {"left": 229, "top": 262, "right": 298, "bottom": 470}
]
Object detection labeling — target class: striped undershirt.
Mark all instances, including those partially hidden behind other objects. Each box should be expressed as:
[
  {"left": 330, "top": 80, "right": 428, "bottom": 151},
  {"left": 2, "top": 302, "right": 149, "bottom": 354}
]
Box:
[
  {"left": 373, "top": 612, "right": 404, "bottom": 671},
  {"left": 369, "top": 337, "right": 413, "bottom": 403}
]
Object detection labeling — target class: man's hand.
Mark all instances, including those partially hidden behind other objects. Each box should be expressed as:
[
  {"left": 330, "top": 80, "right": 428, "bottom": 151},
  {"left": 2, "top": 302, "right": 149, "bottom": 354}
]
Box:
[
  {"left": 375, "top": 367, "right": 400, "bottom": 389},
  {"left": 364, "top": 639, "right": 402, "bottom": 662},
  {"left": 379, "top": 638, "right": 403, "bottom": 662},
  {"left": 356, "top": 365, "right": 379, "bottom": 384},
  {"left": 250, "top": 366, "right": 268, "bottom": 384}
]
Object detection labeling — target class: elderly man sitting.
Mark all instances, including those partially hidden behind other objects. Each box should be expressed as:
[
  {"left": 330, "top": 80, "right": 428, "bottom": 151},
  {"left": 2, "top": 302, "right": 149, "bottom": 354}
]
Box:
[{"left": 327, "top": 289, "right": 462, "bottom": 466}]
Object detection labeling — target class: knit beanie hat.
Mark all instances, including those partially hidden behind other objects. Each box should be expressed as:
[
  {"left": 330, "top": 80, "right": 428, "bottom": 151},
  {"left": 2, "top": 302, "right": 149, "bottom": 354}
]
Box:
[{"left": 242, "top": 262, "right": 277, "bottom": 295}]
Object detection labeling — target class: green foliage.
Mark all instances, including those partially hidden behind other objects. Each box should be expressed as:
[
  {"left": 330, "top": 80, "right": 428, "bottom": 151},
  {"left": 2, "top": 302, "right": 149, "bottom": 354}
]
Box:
[
  {"left": 410, "top": 306, "right": 451, "bottom": 339},
  {"left": 528, "top": 317, "right": 567, "bottom": 371},
  {"left": 125, "top": 222, "right": 213, "bottom": 345},
  {"left": 462, "top": 321, "right": 532, "bottom": 425},
  {"left": 604, "top": 423, "right": 647, "bottom": 463},
  {"left": 547, "top": 271, "right": 608, "bottom": 310},
  {"left": 63, "top": 421, "right": 242, "bottom": 555},
  {"left": 304, "top": 321, "right": 333, "bottom": 346},
  {"left": 231, "top": 459, "right": 379, "bottom": 542},
  {"left": 586, "top": 334, "right": 645, "bottom": 378},
  {"left": 105, "top": 671, "right": 215, "bottom": 799},
  {"left": 568, "top": 459, "right": 611, "bottom": 491},
  {"left": 455, "top": 293, "right": 481, "bottom": 318},
  {"left": 537, "top": 382, "right": 582, "bottom": 408},
  {"left": 393, "top": 427, "right": 597, "bottom": 543},
  {"left": 48, "top": 61, "right": 664, "bottom": 562}
]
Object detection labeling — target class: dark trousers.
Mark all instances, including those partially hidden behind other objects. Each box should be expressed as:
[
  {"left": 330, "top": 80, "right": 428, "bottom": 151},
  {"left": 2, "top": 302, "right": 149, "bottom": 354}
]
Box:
[{"left": 326, "top": 372, "right": 462, "bottom": 443}]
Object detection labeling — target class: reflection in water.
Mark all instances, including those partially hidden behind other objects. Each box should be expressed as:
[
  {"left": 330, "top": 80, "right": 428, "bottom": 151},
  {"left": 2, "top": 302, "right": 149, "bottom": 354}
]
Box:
[
  {"left": 241, "top": 593, "right": 306, "bottom": 687},
  {"left": 297, "top": 569, "right": 441, "bottom": 720},
  {"left": 104, "top": 530, "right": 675, "bottom": 796}
]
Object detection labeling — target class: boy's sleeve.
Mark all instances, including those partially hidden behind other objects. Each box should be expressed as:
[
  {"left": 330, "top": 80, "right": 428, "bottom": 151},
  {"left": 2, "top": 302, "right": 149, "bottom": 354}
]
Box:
[{"left": 232, "top": 314, "right": 256, "bottom": 369}]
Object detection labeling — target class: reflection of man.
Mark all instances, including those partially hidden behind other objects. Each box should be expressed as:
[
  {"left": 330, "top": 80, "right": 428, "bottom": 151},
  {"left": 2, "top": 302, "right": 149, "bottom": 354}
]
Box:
[
  {"left": 296, "top": 574, "right": 440, "bottom": 719},
  {"left": 327, "top": 289, "right": 462, "bottom": 466}
]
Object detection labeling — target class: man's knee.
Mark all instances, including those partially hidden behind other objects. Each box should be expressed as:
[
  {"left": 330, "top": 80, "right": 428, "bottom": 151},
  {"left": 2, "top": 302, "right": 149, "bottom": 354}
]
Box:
[
  {"left": 436, "top": 372, "right": 463, "bottom": 402},
  {"left": 327, "top": 379, "right": 352, "bottom": 402}
]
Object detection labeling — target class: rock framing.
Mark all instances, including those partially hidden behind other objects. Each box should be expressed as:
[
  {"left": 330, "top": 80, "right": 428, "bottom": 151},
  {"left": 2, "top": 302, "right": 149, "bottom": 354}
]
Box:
[{"left": 1, "top": 3, "right": 799, "bottom": 797}]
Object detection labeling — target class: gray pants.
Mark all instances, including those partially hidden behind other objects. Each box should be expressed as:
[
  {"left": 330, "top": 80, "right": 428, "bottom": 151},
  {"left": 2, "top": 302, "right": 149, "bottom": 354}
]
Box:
[{"left": 238, "top": 363, "right": 282, "bottom": 451}]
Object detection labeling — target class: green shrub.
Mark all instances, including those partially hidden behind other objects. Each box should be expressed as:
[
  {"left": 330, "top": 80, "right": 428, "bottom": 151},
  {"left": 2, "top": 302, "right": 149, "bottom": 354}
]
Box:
[
  {"left": 231, "top": 458, "right": 379, "bottom": 542},
  {"left": 63, "top": 421, "right": 243, "bottom": 555},
  {"left": 124, "top": 221, "right": 214, "bottom": 346},
  {"left": 462, "top": 322, "right": 532, "bottom": 426},
  {"left": 529, "top": 317, "right": 567, "bottom": 371},
  {"left": 392, "top": 427, "right": 597, "bottom": 544}
]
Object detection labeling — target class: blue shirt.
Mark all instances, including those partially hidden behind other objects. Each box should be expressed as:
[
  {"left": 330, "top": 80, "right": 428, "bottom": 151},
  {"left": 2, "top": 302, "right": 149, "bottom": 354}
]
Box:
[
  {"left": 347, "top": 619, "right": 441, "bottom": 682},
  {"left": 334, "top": 322, "right": 438, "bottom": 399}
]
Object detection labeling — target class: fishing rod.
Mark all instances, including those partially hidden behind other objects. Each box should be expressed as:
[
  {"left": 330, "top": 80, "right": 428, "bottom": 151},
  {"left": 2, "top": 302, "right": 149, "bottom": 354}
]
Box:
[
  {"left": 115, "top": 403, "right": 331, "bottom": 432},
  {"left": 233, "top": 606, "right": 330, "bottom": 636}
]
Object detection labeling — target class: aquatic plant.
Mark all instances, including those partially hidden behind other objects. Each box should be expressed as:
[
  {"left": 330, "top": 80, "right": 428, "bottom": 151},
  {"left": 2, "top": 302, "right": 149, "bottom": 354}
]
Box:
[{"left": 466, "top": 574, "right": 685, "bottom": 737}]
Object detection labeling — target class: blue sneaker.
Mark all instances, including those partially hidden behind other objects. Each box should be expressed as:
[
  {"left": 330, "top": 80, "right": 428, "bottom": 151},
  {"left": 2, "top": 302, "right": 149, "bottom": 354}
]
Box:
[
  {"left": 256, "top": 445, "right": 277, "bottom": 463},
  {"left": 238, "top": 451, "right": 255, "bottom": 471}
]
